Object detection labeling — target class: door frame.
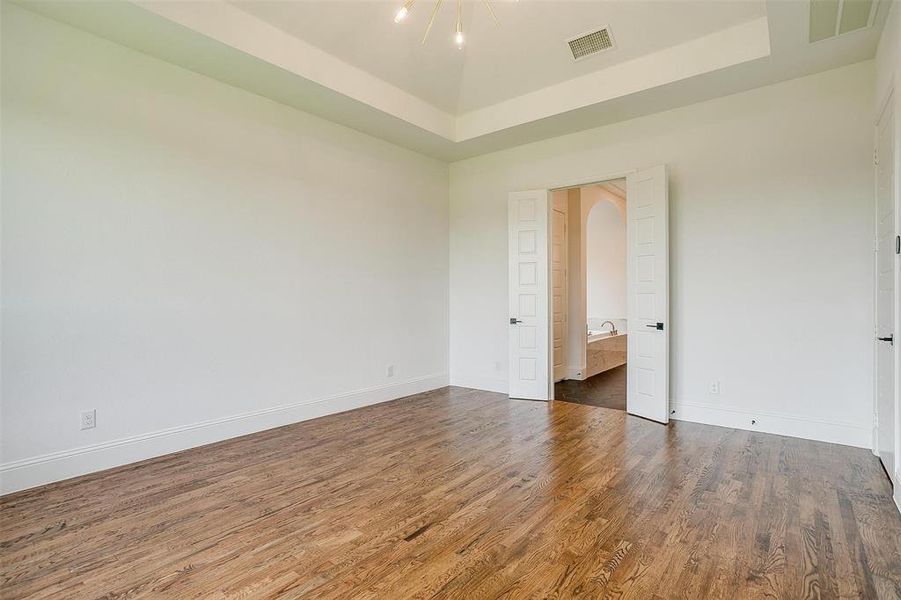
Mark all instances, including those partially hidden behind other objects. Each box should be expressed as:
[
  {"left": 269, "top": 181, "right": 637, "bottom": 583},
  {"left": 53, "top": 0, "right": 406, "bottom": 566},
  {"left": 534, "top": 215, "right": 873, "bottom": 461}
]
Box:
[
  {"left": 874, "top": 85, "right": 901, "bottom": 500},
  {"left": 511, "top": 167, "right": 656, "bottom": 403}
]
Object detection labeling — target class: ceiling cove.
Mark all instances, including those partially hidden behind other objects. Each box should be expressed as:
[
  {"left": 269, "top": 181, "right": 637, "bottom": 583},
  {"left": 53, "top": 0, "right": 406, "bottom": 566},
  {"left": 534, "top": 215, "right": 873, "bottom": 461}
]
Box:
[{"left": 16, "top": 0, "right": 889, "bottom": 160}]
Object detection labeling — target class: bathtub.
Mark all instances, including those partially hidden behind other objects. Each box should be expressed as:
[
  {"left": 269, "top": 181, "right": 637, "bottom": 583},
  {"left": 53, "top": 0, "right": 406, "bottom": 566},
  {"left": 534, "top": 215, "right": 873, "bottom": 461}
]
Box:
[
  {"left": 587, "top": 318, "right": 627, "bottom": 338},
  {"left": 588, "top": 330, "right": 617, "bottom": 343},
  {"left": 584, "top": 332, "right": 627, "bottom": 379},
  {"left": 588, "top": 329, "right": 625, "bottom": 344}
]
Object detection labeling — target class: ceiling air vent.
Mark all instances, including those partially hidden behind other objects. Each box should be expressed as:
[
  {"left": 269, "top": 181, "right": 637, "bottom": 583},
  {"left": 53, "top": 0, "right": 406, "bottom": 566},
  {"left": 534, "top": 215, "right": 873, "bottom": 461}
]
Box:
[
  {"left": 809, "top": 0, "right": 879, "bottom": 43},
  {"left": 568, "top": 27, "right": 614, "bottom": 61}
]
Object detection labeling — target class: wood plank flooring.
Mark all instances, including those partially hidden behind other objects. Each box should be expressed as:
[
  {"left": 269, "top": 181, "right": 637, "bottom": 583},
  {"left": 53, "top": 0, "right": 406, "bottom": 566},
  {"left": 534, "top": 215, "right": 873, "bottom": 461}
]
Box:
[
  {"left": 555, "top": 366, "right": 627, "bottom": 411},
  {"left": 2, "top": 386, "right": 900, "bottom": 599}
]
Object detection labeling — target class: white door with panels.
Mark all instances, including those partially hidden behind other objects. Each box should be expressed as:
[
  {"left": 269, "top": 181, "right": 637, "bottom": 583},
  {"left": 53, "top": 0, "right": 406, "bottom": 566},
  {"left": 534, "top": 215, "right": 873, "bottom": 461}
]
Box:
[
  {"left": 626, "top": 165, "right": 670, "bottom": 423},
  {"left": 875, "top": 97, "right": 896, "bottom": 486},
  {"left": 552, "top": 194, "right": 568, "bottom": 382},
  {"left": 508, "top": 190, "right": 552, "bottom": 400}
]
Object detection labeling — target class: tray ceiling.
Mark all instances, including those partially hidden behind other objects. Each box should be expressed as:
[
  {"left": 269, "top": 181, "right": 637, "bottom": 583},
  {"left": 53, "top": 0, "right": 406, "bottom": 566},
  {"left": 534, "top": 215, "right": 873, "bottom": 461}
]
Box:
[{"left": 15, "top": 0, "right": 890, "bottom": 160}]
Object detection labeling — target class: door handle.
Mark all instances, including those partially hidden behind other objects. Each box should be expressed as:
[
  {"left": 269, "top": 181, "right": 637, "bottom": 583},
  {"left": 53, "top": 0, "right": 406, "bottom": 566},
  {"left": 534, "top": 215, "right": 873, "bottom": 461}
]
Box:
[
  {"left": 646, "top": 322, "right": 664, "bottom": 330},
  {"left": 510, "top": 318, "right": 523, "bottom": 325},
  {"left": 877, "top": 334, "right": 894, "bottom": 346}
]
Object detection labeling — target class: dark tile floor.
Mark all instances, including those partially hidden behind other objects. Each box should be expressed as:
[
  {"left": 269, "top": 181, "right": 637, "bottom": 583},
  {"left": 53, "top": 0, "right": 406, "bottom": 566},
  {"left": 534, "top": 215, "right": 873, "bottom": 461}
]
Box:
[{"left": 554, "top": 364, "right": 626, "bottom": 410}]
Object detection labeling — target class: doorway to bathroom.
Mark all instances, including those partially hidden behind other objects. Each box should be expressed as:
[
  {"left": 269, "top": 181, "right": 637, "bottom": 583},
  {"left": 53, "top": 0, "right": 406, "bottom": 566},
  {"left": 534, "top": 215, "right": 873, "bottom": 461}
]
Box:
[
  {"left": 552, "top": 180, "right": 629, "bottom": 410},
  {"left": 507, "top": 165, "right": 668, "bottom": 422}
]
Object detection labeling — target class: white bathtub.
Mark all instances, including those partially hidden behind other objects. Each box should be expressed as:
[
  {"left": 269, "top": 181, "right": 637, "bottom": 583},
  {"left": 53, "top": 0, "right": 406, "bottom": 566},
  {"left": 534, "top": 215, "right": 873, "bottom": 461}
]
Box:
[
  {"left": 587, "top": 318, "right": 627, "bottom": 342},
  {"left": 587, "top": 331, "right": 617, "bottom": 343},
  {"left": 585, "top": 332, "right": 627, "bottom": 378}
]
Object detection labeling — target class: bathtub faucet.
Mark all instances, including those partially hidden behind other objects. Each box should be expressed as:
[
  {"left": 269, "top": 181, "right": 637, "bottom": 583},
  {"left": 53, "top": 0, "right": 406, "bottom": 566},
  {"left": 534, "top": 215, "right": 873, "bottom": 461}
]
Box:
[{"left": 600, "top": 321, "right": 618, "bottom": 336}]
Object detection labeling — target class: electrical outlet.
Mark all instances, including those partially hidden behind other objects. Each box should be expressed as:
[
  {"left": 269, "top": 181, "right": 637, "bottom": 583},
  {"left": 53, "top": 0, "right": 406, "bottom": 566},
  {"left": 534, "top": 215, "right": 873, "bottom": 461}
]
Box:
[
  {"left": 387, "top": 365, "right": 394, "bottom": 377},
  {"left": 494, "top": 361, "right": 502, "bottom": 372},
  {"left": 708, "top": 380, "right": 721, "bottom": 395},
  {"left": 80, "top": 409, "right": 96, "bottom": 430}
]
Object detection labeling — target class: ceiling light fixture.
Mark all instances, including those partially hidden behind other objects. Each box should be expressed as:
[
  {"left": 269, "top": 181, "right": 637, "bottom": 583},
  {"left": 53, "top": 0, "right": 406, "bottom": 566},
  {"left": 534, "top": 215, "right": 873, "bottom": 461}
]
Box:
[
  {"left": 394, "top": 0, "right": 414, "bottom": 23},
  {"left": 454, "top": 0, "right": 464, "bottom": 49},
  {"left": 393, "top": 0, "right": 504, "bottom": 49}
]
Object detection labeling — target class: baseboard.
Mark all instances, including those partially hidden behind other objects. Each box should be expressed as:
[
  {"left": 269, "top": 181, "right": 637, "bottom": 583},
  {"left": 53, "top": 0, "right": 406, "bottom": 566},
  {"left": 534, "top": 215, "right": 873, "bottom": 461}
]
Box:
[
  {"left": 565, "top": 366, "right": 586, "bottom": 381},
  {"left": 449, "top": 373, "right": 508, "bottom": 394},
  {"left": 895, "top": 481, "right": 901, "bottom": 515},
  {"left": 872, "top": 424, "right": 880, "bottom": 456},
  {"left": 0, "top": 373, "right": 448, "bottom": 496},
  {"left": 671, "top": 399, "right": 871, "bottom": 449}
]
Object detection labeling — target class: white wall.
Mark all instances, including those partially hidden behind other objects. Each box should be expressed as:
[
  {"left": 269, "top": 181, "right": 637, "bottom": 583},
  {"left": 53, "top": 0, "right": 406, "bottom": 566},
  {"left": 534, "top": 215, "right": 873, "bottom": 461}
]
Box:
[
  {"left": 585, "top": 190, "right": 627, "bottom": 323},
  {"left": 0, "top": 5, "right": 449, "bottom": 493},
  {"left": 449, "top": 61, "right": 876, "bottom": 447}
]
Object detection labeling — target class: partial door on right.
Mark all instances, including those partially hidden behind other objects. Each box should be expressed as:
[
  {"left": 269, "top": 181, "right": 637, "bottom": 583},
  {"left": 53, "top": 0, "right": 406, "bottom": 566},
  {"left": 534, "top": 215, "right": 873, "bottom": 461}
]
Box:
[
  {"left": 626, "top": 165, "right": 669, "bottom": 424},
  {"left": 876, "top": 96, "right": 896, "bottom": 486}
]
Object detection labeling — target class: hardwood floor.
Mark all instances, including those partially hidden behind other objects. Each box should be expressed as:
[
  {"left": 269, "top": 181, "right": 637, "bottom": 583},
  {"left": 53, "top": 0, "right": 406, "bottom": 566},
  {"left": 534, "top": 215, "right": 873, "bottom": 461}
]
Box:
[
  {"left": 555, "top": 365, "right": 627, "bottom": 410},
  {"left": 2, "top": 386, "right": 900, "bottom": 599}
]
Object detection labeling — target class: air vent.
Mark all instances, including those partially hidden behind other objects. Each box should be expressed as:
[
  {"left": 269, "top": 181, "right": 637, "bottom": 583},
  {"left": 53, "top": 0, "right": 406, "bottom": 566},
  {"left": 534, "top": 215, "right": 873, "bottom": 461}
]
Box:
[
  {"left": 568, "top": 27, "right": 614, "bottom": 61},
  {"left": 809, "top": 0, "right": 879, "bottom": 43}
]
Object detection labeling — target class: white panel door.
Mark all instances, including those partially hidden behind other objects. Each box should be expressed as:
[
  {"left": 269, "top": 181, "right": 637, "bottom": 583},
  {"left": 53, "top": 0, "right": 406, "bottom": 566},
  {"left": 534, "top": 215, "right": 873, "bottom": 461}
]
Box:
[
  {"left": 875, "top": 98, "right": 896, "bottom": 486},
  {"left": 508, "top": 190, "right": 552, "bottom": 400},
  {"left": 552, "top": 195, "right": 568, "bottom": 382},
  {"left": 626, "top": 165, "right": 669, "bottom": 423}
]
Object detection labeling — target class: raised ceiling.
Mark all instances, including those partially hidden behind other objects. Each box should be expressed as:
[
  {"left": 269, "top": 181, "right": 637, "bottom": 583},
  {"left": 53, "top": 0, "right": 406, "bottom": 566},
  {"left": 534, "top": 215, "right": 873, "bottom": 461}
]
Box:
[
  {"left": 16, "top": 0, "right": 890, "bottom": 160},
  {"left": 231, "top": 0, "right": 768, "bottom": 114}
]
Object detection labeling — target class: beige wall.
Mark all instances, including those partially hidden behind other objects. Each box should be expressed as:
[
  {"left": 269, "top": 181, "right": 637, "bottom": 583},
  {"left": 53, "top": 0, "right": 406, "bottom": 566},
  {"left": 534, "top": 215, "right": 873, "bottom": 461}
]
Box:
[
  {"left": 561, "top": 185, "right": 627, "bottom": 378},
  {"left": 565, "top": 189, "right": 584, "bottom": 375},
  {"left": 584, "top": 187, "right": 627, "bottom": 323}
]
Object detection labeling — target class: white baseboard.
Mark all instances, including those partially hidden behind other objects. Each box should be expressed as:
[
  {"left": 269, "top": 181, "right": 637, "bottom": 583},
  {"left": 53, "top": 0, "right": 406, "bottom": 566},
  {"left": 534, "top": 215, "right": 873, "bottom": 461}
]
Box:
[
  {"left": 872, "top": 424, "right": 880, "bottom": 456},
  {"left": 449, "top": 373, "right": 508, "bottom": 394},
  {"left": 442, "top": 378, "right": 872, "bottom": 450},
  {"left": 895, "top": 481, "right": 901, "bottom": 515},
  {"left": 671, "top": 399, "right": 872, "bottom": 449},
  {"left": 565, "top": 366, "right": 586, "bottom": 381},
  {"left": 0, "top": 373, "right": 448, "bottom": 496}
]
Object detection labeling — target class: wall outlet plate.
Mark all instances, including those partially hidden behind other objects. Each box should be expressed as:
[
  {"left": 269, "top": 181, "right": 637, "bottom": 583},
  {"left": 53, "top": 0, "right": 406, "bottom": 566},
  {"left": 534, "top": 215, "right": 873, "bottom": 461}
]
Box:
[
  {"left": 387, "top": 365, "right": 395, "bottom": 377},
  {"left": 708, "top": 381, "right": 721, "bottom": 395},
  {"left": 81, "top": 409, "right": 96, "bottom": 430}
]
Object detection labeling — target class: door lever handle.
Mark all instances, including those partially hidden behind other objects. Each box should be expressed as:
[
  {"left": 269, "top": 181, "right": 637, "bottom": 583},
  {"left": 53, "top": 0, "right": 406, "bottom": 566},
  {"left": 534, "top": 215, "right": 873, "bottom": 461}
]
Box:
[
  {"left": 646, "top": 322, "right": 664, "bottom": 330},
  {"left": 877, "top": 334, "right": 894, "bottom": 345},
  {"left": 510, "top": 318, "right": 523, "bottom": 325}
]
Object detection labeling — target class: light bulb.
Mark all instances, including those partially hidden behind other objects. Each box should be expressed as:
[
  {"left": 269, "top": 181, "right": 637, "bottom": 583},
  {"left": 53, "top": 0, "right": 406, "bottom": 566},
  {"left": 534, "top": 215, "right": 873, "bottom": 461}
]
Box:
[
  {"left": 394, "top": 6, "right": 408, "bottom": 22},
  {"left": 454, "top": 0, "right": 464, "bottom": 48}
]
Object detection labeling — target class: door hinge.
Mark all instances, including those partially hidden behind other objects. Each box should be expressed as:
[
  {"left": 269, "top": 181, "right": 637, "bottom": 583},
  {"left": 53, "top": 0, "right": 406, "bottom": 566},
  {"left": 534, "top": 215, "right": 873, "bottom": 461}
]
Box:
[
  {"left": 896, "top": 235, "right": 900, "bottom": 255},
  {"left": 874, "top": 148, "right": 879, "bottom": 166}
]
